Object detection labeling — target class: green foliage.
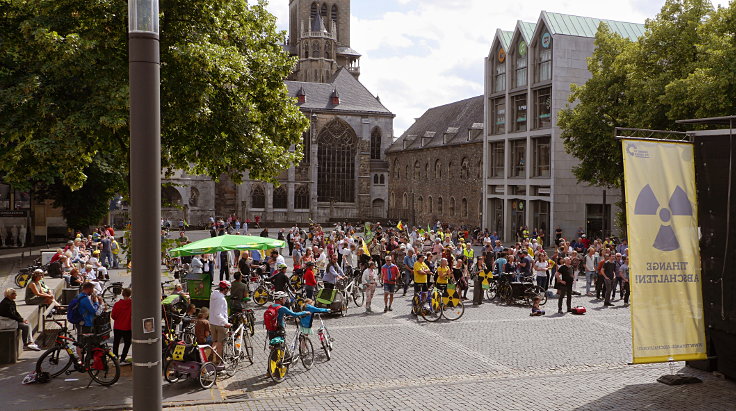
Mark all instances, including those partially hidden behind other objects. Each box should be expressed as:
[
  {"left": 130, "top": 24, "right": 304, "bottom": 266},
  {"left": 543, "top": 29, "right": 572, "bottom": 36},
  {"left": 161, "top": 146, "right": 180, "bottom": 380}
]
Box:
[{"left": 0, "top": 0, "right": 308, "bottom": 226}]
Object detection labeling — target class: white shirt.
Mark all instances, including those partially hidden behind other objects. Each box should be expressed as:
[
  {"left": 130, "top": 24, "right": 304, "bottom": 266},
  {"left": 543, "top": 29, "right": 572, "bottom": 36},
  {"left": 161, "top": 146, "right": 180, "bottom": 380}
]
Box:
[
  {"left": 209, "top": 290, "right": 229, "bottom": 326},
  {"left": 534, "top": 261, "right": 549, "bottom": 276},
  {"left": 362, "top": 268, "right": 378, "bottom": 286}
]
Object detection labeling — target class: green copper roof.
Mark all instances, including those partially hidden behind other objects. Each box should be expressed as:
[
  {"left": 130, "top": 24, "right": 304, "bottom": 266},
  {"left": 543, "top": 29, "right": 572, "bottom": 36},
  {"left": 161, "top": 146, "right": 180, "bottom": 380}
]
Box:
[
  {"left": 541, "top": 11, "right": 645, "bottom": 41},
  {"left": 518, "top": 21, "right": 537, "bottom": 42},
  {"left": 499, "top": 30, "right": 513, "bottom": 49}
]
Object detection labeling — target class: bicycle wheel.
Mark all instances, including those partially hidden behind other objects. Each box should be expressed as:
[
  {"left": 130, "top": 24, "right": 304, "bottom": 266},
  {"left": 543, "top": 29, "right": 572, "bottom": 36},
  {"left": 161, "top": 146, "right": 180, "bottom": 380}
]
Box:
[
  {"left": 421, "top": 291, "right": 441, "bottom": 322},
  {"left": 442, "top": 298, "right": 465, "bottom": 321},
  {"left": 411, "top": 295, "right": 421, "bottom": 316},
  {"left": 352, "top": 287, "right": 364, "bottom": 307},
  {"left": 242, "top": 332, "right": 254, "bottom": 365},
  {"left": 199, "top": 362, "right": 217, "bottom": 389},
  {"left": 101, "top": 285, "right": 122, "bottom": 306},
  {"left": 268, "top": 348, "right": 289, "bottom": 383},
  {"left": 253, "top": 286, "right": 269, "bottom": 306},
  {"left": 163, "top": 360, "right": 180, "bottom": 383},
  {"left": 485, "top": 282, "right": 497, "bottom": 301},
  {"left": 246, "top": 311, "right": 256, "bottom": 337},
  {"left": 299, "top": 336, "right": 314, "bottom": 370},
  {"left": 340, "top": 298, "right": 347, "bottom": 317},
  {"left": 36, "top": 346, "right": 73, "bottom": 378},
  {"left": 86, "top": 349, "right": 120, "bottom": 386},
  {"left": 498, "top": 283, "right": 512, "bottom": 304},
  {"left": 534, "top": 286, "right": 548, "bottom": 306},
  {"left": 15, "top": 272, "right": 30, "bottom": 288},
  {"left": 221, "top": 339, "right": 239, "bottom": 377},
  {"left": 320, "top": 333, "right": 331, "bottom": 361},
  {"left": 289, "top": 274, "right": 303, "bottom": 291}
]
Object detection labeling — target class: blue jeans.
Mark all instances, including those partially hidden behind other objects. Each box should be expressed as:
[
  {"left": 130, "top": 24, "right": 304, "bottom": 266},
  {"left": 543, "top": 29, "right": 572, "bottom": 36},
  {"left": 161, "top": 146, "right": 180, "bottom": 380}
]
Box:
[
  {"left": 585, "top": 271, "right": 595, "bottom": 295},
  {"left": 536, "top": 275, "right": 548, "bottom": 290}
]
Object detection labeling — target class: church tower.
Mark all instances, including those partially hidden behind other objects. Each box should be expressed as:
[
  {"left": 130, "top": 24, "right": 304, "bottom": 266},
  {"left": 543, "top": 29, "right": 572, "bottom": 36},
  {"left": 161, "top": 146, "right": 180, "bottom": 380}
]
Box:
[{"left": 287, "top": 0, "right": 361, "bottom": 82}]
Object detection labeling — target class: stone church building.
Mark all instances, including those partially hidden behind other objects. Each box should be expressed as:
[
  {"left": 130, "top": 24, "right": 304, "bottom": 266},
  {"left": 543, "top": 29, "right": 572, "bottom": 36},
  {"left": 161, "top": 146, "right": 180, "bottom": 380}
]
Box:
[
  {"left": 387, "top": 96, "right": 485, "bottom": 228},
  {"left": 163, "top": 0, "right": 394, "bottom": 225}
]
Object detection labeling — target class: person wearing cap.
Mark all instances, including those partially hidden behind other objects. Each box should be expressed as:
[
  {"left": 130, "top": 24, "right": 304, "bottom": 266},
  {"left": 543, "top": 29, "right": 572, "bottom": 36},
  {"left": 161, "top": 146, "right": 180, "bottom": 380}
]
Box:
[
  {"left": 209, "top": 280, "right": 232, "bottom": 366},
  {"left": 24, "top": 269, "right": 56, "bottom": 306},
  {"left": 269, "top": 263, "right": 291, "bottom": 294},
  {"left": 267, "top": 292, "right": 308, "bottom": 341},
  {"left": 361, "top": 260, "right": 379, "bottom": 313},
  {"left": 303, "top": 261, "right": 318, "bottom": 299}
]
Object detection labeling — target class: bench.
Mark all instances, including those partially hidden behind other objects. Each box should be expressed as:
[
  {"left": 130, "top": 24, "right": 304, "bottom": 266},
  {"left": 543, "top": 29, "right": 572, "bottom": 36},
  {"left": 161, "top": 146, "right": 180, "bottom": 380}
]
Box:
[{"left": 0, "top": 278, "right": 65, "bottom": 364}]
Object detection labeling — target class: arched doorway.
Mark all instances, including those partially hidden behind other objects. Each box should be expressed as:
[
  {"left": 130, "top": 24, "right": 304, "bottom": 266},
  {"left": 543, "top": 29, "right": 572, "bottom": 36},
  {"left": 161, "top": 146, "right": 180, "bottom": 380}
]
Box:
[
  {"left": 372, "top": 198, "right": 386, "bottom": 219},
  {"left": 317, "top": 118, "right": 358, "bottom": 203}
]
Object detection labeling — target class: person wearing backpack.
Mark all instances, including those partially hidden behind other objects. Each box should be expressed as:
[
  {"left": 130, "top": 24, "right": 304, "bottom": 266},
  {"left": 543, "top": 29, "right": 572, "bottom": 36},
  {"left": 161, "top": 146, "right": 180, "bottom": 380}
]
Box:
[
  {"left": 68, "top": 282, "right": 103, "bottom": 358},
  {"left": 264, "top": 292, "right": 308, "bottom": 341}
]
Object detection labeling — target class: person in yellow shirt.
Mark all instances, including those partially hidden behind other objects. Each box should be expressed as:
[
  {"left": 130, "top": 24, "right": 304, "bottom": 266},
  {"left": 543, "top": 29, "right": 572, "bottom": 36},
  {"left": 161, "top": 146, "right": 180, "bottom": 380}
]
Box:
[
  {"left": 435, "top": 258, "right": 452, "bottom": 292},
  {"left": 413, "top": 254, "right": 430, "bottom": 294}
]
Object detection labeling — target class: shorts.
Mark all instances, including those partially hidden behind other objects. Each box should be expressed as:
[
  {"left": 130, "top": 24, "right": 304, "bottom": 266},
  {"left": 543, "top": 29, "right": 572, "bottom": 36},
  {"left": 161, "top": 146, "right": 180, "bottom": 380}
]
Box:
[
  {"left": 383, "top": 283, "right": 395, "bottom": 294},
  {"left": 210, "top": 325, "right": 227, "bottom": 343},
  {"left": 413, "top": 283, "right": 428, "bottom": 293}
]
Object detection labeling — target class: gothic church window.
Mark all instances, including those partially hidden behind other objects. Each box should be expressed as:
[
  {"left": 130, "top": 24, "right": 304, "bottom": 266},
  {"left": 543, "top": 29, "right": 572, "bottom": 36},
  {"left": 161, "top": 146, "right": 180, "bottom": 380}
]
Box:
[
  {"left": 331, "top": 5, "right": 338, "bottom": 35},
  {"left": 273, "top": 186, "right": 287, "bottom": 209},
  {"left": 434, "top": 160, "right": 442, "bottom": 179},
  {"left": 394, "top": 160, "right": 400, "bottom": 179},
  {"left": 437, "top": 196, "right": 443, "bottom": 215},
  {"left": 251, "top": 185, "right": 265, "bottom": 209},
  {"left": 370, "top": 127, "right": 382, "bottom": 160},
  {"left": 460, "top": 158, "right": 469, "bottom": 179},
  {"left": 450, "top": 197, "right": 456, "bottom": 216},
  {"left": 312, "top": 42, "right": 321, "bottom": 58},
  {"left": 414, "top": 161, "right": 420, "bottom": 180},
  {"left": 462, "top": 198, "right": 468, "bottom": 218},
  {"left": 317, "top": 118, "right": 358, "bottom": 202},
  {"left": 294, "top": 185, "right": 310, "bottom": 209}
]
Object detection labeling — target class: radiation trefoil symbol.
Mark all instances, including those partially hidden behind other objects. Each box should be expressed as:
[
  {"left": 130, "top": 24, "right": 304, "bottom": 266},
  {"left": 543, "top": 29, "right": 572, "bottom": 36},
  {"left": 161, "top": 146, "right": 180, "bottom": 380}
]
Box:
[{"left": 634, "top": 184, "right": 693, "bottom": 252}]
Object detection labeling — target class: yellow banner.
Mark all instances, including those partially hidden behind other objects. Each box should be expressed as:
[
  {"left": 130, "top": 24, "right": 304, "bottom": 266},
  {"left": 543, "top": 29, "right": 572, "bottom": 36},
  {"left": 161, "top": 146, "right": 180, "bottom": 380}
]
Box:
[{"left": 622, "top": 140, "right": 707, "bottom": 364}]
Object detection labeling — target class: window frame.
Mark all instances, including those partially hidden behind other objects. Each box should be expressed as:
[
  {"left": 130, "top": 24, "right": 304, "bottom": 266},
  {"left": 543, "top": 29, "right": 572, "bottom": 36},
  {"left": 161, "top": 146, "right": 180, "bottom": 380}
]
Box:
[
  {"left": 492, "top": 97, "right": 506, "bottom": 135},
  {"left": 509, "top": 139, "right": 527, "bottom": 178},
  {"left": 489, "top": 141, "right": 505, "bottom": 178},
  {"left": 532, "top": 136, "right": 551, "bottom": 178},
  {"left": 534, "top": 87, "right": 552, "bottom": 129},
  {"left": 511, "top": 93, "right": 527, "bottom": 132}
]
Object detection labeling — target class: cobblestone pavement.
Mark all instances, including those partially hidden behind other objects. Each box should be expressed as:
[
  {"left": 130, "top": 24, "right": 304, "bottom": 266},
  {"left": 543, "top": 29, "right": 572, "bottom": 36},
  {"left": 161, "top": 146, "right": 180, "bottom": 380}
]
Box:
[{"left": 2, "top": 235, "right": 734, "bottom": 410}]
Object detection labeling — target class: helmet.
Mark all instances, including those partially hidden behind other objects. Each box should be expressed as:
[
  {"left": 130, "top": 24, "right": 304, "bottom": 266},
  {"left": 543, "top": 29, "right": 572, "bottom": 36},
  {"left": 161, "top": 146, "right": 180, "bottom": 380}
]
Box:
[
  {"left": 277, "top": 263, "right": 288, "bottom": 270},
  {"left": 218, "top": 280, "right": 231, "bottom": 289},
  {"left": 273, "top": 291, "right": 288, "bottom": 300}
]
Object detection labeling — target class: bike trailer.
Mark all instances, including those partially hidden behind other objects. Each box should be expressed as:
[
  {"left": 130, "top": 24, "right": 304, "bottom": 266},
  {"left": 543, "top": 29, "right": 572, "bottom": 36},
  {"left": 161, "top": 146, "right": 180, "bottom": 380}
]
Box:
[
  {"left": 571, "top": 306, "right": 587, "bottom": 315},
  {"left": 315, "top": 289, "right": 337, "bottom": 306}
]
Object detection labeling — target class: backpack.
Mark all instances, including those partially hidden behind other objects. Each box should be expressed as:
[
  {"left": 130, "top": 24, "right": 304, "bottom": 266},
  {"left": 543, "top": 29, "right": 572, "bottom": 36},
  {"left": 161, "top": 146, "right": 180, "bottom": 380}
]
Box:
[
  {"left": 263, "top": 304, "right": 281, "bottom": 332},
  {"left": 67, "top": 294, "right": 86, "bottom": 325}
]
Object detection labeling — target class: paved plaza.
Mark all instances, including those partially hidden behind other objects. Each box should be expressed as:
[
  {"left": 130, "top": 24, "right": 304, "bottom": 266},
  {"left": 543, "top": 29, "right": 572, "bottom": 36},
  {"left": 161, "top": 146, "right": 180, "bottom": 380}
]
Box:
[{"left": 1, "top": 234, "right": 734, "bottom": 410}]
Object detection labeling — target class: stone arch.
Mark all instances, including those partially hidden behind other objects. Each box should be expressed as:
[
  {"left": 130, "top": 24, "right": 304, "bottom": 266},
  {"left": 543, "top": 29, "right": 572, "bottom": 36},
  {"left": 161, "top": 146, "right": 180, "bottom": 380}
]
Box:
[
  {"left": 317, "top": 118, "right": 358, "bottom": 202},
  {"left": 372, "top": 198, "right": 386, "bottom": 218},
  {"left": 162, "top": 186, "right": 182, "bottom": 207}
]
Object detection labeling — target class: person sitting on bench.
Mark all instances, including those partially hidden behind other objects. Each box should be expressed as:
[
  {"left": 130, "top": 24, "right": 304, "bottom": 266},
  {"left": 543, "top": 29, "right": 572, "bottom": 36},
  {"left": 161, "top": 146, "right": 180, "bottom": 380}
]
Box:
[{"left": 0, "top": 288, "right": 40, "bottom": 351}]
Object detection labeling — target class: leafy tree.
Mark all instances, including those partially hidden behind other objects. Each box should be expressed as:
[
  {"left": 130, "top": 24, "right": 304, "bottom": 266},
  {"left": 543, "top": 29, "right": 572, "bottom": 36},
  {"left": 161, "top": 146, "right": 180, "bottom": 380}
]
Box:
[{"left": 0, "top": 0, "right": 308, "bottom": 227}]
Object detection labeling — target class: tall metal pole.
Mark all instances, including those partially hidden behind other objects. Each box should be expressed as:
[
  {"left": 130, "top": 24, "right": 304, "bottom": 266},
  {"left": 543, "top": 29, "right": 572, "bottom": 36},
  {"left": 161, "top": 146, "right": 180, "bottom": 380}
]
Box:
[{"left": 128, "top": 1, "right": 161, "bottom": 409}]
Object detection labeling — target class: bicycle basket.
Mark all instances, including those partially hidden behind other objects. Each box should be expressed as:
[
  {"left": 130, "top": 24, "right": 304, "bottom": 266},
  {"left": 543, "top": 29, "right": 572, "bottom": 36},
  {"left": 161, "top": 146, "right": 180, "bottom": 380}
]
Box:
[
  {"left": 93, "top": 312, "right": 112, "bottom": 337},
  {"left": 269, "top": 336, "right": 285, "bottom": 346},
  {"left": 111, "top": 282, "right": 123, "bottom": 295}
]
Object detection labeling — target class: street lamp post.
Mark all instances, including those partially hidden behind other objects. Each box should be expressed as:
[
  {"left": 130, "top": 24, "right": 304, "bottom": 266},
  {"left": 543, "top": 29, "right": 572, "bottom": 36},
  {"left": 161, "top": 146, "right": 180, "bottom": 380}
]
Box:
[{"left": 128, "top": 1, "right": 161, "bottom": 409}]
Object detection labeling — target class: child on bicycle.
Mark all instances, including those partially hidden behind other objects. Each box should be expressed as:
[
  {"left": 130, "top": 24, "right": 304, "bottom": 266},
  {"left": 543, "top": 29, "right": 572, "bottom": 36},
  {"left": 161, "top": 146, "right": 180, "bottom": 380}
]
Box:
[{"left": 298, "top": 299, "right": 331, "bottom": 335}]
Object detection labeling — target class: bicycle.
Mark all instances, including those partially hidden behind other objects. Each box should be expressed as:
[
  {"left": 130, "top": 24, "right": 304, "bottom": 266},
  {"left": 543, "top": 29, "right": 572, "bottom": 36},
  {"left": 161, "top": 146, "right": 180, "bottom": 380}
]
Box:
[
  {"left": 313, "top": 313, "right": 334, "bottom": 361},
  {"left": 420, "top": 283, "right": 465, "bottom": 322},
  {"left": 226, "top": 312, "right": 254, "bottom": 365},
  {"left": 15, "top": 258, "right": 45, "bottom": 288},
  {"left": 339, "top": 276, "right": 364, "bottom": 308},
  {"left": 497, "top": 274, "right": 547, "bottom": 306},
  {"left": 36, "top": 320, "right": 120, "bottom": 386},
  {"left": 266, "top": 317, "right": 314, "bottom": 383}
]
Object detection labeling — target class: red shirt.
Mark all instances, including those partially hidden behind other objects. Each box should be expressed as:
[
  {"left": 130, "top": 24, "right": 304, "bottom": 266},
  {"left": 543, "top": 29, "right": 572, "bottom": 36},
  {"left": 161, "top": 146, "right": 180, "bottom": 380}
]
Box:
[
  {"left": 111, "top": 298, "right": 132, "bottom": 331},
  {"left": 304, "top": 267, "right": 317, "bottom": 287}
]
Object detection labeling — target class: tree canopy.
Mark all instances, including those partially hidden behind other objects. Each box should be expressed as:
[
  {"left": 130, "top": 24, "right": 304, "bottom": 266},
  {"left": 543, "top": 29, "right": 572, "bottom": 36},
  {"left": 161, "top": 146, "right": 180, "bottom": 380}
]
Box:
[
  {"left": 0, "top": 0, "right": 308, "bottom": 229},
  {"left": 558, "top": 0, "right": 727, "bottom": 190}
]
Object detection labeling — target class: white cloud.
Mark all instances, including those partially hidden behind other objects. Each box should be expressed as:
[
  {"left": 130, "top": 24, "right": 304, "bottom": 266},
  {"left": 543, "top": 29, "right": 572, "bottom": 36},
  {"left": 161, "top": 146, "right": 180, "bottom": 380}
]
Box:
[{"left": 264, "top": 0, "right": 716, "bottom": 136}]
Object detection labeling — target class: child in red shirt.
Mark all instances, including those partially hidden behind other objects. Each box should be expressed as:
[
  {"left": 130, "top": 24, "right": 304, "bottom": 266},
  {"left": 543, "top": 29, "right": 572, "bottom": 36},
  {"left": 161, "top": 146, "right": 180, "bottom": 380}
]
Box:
[{"left": 303, "top": 261, "right": 318, "bottom": 299}]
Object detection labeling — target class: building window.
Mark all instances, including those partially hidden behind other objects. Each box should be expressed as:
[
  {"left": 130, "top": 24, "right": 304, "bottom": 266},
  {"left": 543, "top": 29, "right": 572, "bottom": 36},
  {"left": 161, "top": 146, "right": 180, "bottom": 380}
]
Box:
[
  {"left": 294, "top": 185, "right": 310, "bottom": 209},
  {"left": 320, "top": 3, "right": 327, "bottom": 20},
  {"left": 461, "top": 198, "right": 468, "bottom": 218},
  {"left": 251, "top": 185, "right": 265, "bottom": 209},
  {"left": 428, "top": 196, "right": 433, "bottom": 213},
  {"left": 373, "top": 174, "right": 379, "bottom": 184},
  {"left": 536, "top": 31, "right": 552, "bottom": 82},
  {"left": 390, "top": 192, "right": 395, "bottom": 209},
  {"left": 394, "top": 160, "right": 400, "bottom": 179},
  {"left": 317, "top": 118, "right": 358, "bottom": 202},
  {"left": 417, "top": 196, "right": 424, "bottom": 214},
  {"left": 449, "top": 197, "right": 456, "bottom": 216},
  {"left": 273, "top": 186, "right": 287, "bottom": 209},
  {"left": 437, "top": 196, "right": 443, "bottom": 215},
  {"left": 447, "top": 161, "right": 453, "bottom": 179},
  {"left": 370, "top": 127, "right": 382, "bottom": 160},
  {"left": 460, "top": 158, "right": 469, "bottom": 179},
  {"left": 414, "top": 161, "right": 421, "bottom": 180},
  {"left": 424, "top": 163, "right": 429, "bottom": 180},
  {"left": 513, "top": 40, "right": 528, "bottom": 88},
  {"left": 494, "top": 46, "right": 506, "bottom": 92},
  {"left": 534, "top": 87, "right": 552, "bottom": 129},
  {"left": 331, "top": 5, "right": 339, "bottom": 35},
  {"left": 512, "top": 94, "right": 527, "bottom": 132},
  {"left": 312, "top": 42, "right": 320, "bottom": 58},
  {"left": 532, "top": 137, "right": 551, "bottom": 178},
  {"left": 380, "top": 175, "right": 385, "bottom": 185},
  {"left": 402, "top": 193, "right": 408, "bottom": 209},
  {"left": 490, "top": 142, "right": 504, "bottom": 177},
  {"left": 299, "top": 131, "right": 311, "bottom": 167},
  {"left": 435, "top": 160, "right": 442, "bottom": 179},
  {"left": 492, "top": 97, "right": 505, "bottom": 135},
  {"left": 510, "top": 139, "right": 526, "bottom": 178},
  {"left": 405, "top": 165, "right": 409, "bottom": 180}
]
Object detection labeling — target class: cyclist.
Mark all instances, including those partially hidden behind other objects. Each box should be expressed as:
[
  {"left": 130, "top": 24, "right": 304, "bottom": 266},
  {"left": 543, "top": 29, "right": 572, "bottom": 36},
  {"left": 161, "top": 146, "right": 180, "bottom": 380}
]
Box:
[
  {"left": 269, "top": 264, "right": 291, "bottom": 293},
  {"left": 230, "top": 272, "right": 249, "bottom": 312},
  {"left": 209, "top": 281, "right": 232, "bottom": 367},
  {"left": 413, "top": 254, "right": 431, "bottom": 305},
  {"left": 265, "top": 292, "right": 308, "bottom": 341}
]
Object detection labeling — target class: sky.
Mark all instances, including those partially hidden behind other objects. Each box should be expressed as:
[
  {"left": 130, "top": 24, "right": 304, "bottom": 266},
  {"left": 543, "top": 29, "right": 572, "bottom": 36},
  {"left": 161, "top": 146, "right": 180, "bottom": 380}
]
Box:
[{"left": 263, "top": 0, "right": 724, "bottom": 137}]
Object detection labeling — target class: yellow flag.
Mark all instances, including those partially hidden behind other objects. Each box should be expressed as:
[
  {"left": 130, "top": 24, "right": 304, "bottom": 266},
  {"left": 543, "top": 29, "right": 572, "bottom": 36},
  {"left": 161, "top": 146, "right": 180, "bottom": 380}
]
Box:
[
  {"left": 362, "top": 239, "right": 371, "bottom": 256},
  {"left": 397, "top": 220, "right": 404, "bottom": 231},
  {"left": 622, "top": 139, "right": 706, "bottom": 364}
]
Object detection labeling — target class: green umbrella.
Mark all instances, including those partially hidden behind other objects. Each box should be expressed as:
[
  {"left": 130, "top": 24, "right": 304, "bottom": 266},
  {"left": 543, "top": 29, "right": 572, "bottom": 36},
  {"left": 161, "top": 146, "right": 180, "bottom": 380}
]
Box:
[{"left": 169, "top": 234, "right": 285, "bottom": 257}]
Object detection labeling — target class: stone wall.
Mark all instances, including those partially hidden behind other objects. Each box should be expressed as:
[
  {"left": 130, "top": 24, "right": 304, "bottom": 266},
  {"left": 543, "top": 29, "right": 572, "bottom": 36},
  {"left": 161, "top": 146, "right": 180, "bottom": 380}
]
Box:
[{"left": 388, "top": 142, "right": 483, "bottom": 228}]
